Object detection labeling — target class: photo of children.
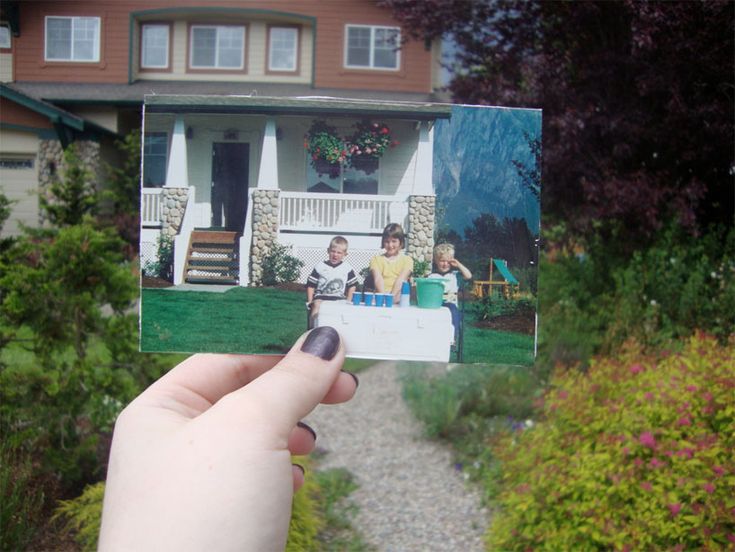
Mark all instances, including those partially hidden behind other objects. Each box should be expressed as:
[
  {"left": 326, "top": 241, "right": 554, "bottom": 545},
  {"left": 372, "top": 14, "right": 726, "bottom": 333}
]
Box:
[
  {"left": 306, "top": 236, "right": 358, "bottom": 329},
  {"left": 139, "top": 96, "right": 540, "bottom": 365}
]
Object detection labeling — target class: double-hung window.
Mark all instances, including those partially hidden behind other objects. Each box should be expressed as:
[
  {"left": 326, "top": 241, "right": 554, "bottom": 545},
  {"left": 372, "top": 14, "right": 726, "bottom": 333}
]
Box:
[
  {"left": 345, "top": 25, "right": 400, "bottom": 70},
  {"left": 141, "top": 24, "right": 170, "bottom": 69},
  {"left": 190, "top": 25, "right": 245, "bottom": 70},
  {"left": 0, "top": 23, "right": 11, "bottom": 49},
  {"left": 45, "top": 16, "right": 100, "bottom": 62},
  {"left": 268, "top": 26, "right": 298, "bottom": 72},
  {"left": 143, "top": 132, "right": 168, "bottom": 188}
]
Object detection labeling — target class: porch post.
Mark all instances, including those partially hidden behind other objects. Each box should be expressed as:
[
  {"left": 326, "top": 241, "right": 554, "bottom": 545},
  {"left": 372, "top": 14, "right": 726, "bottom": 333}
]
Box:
[
  {"left": 406, "top": 122, "right": 436, "bottom": 264},
  {"left": 248, "top": 118, "right": 280, "bottom": 285},
  {"left": 165, "top": 117, "right": 189, "bottom": 188}
]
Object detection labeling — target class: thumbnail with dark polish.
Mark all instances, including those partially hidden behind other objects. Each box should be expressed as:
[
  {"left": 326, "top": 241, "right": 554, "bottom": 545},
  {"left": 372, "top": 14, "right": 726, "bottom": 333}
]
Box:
[{"left": 301, "top": 326, "right": 340, "bottom": 361}]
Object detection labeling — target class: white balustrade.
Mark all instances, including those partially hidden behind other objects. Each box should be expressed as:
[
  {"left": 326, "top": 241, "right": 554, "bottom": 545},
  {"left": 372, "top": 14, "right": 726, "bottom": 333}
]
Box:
[
  {"left": 141, "top": 188, "right": 163, "bottom": 227},
  {"left": 279, "top": 192, "right": 405, "bottom": 233}
]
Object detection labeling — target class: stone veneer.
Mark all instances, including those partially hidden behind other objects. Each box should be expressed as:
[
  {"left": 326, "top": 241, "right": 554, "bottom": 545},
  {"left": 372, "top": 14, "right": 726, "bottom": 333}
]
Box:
[
  {"left": 37, "top": 139, "right": 100, "bottom": 224},
  {"left": 160, "top": 188, "right": 189, "bottom": 237},
  {"left": 249, "top": 189, "right": 280, "bottom": 285},
  {"left": 406, "top": 194, "right": 436, "bottom": 264}
]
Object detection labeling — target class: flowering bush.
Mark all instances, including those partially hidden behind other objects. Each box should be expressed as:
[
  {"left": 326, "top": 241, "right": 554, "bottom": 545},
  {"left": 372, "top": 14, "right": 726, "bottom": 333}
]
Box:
[
  {"left": 304, "top": 121, "right": 347, "bottom": 176},
  {"left": 487, "top": 333, "right": 735, "bottom": 550},
  {"left": 346, "top": 120, "right": 398, "bottom": 160}
]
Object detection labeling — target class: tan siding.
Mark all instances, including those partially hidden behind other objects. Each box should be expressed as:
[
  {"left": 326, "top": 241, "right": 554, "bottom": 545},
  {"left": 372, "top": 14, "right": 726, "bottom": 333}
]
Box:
[
  {"left": 0, "top": 53, "right": 12, "bottom": 82},
  {"left": 0, "top": 129, "right": 40, "bottom": 237},
  {"left": 14, "top": 1, "right": 432, "bottom": 93}
]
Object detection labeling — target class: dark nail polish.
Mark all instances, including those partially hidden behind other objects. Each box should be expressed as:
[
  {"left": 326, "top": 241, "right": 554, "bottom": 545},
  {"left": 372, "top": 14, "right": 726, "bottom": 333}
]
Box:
[
  {"left": 301, "top": 326, "right": 340, "bottom": 360},
  {"left": 293, "top": 463, "right": 305, "bottom": 476},
  {"left": 342, "top": 370, "right": 359, "bottom": 388},
  {"left": 297, "top": 421, "right": 317, "bottom": 441}
]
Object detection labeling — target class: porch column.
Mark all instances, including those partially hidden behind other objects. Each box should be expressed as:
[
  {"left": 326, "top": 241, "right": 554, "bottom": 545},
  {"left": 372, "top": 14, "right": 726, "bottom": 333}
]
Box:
[
  {"left": 257, "top": 118, "right": 278, "bottom": 189},
  {"left": 165, "top": 117, "right": 189, "bottom": 188},
  {"left": 412, "top": 122, "right": 434, "bottom": 196},
  {"left": 406, "top": 122, "right": 436, "bottom": 263}
]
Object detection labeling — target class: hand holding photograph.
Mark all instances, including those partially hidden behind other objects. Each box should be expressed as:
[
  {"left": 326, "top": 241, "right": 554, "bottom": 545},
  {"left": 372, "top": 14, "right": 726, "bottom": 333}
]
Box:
[{"left": 140, "top": 95, "right": 541, "bottom": 365}]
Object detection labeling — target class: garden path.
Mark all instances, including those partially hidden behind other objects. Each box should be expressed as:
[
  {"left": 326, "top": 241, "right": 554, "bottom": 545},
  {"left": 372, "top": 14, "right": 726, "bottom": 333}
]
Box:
[{"left": 305, "top": 361, "right": 489, "bottom": 551}]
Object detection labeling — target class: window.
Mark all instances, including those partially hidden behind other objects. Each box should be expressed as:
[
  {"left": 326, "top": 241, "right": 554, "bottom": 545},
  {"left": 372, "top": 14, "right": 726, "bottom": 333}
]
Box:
[
  {"left": 268, "top": 26, "right": 298, "bottom": 72},
  {"left": 45, "top": 16, "right": 100, "bottom": 62},
  {"left": 190, "top": 25, "right": 245, "bottom": 69},
  {"left": 0, "top": 24, "right": 10, "bottom": 49},
  {"left": 143, "top": 133, "right": 168, "bottom": 187},
  {"left": 345, "top": 25, "right": 400, "bottom": 70},
  {"left": 306, "top": 157, "right": 379, "bottom": 195},
  {"left": 141, "top": 24, "right": 169, "bottom": 69}
]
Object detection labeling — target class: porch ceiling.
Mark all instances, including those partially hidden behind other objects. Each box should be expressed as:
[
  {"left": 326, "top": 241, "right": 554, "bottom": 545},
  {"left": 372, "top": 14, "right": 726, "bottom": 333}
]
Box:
[{"left": 144, "top": 95, "right": 452, "bottom": 120}]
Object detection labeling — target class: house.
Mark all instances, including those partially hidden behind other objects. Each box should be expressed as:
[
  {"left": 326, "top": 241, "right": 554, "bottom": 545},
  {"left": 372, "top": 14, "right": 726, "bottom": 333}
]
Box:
[{"left": 0, "top": 0, "right": 447, "bottom": 282}]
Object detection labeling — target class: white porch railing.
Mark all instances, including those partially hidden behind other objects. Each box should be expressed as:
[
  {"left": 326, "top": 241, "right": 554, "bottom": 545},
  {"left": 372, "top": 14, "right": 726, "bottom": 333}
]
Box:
[
  {"left": 279, "top": 192, "right": 407, "bottom": 233},
  {"left": 141, "top": 188, "right": 163, "bottom": 227}
]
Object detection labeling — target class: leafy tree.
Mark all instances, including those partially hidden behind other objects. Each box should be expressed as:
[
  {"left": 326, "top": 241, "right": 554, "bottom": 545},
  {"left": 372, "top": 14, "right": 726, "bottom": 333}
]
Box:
[
  {"left": 41, "top": 144, "right": 98, "bottom": 227},
  {"left": 384, "top": 0, "right": 734, "bottom": 242}
]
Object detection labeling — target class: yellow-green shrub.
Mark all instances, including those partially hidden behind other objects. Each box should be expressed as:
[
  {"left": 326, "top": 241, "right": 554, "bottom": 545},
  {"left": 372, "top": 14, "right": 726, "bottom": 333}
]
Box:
[
  {"left": 488, "top": 333, "right": 735, "bottom": 550},
  {"left": 287, "top": 457, "right": 326, "bottom": 551}
]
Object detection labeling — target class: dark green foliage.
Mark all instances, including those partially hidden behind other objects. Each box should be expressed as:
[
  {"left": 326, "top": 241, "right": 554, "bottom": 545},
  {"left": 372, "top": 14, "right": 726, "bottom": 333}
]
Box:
[
  {"left": 538, "top": 223, "right": 735, "bottom": 372},
  {"left": 470, "top": 295, "right": 536, "bottom": 322},
  {"left": 142, "top": 234, "right": 174, "bottom": 281},
  {"left": 261, "top": 243, "right": 305, "bottom": 285},
  {"left": 412, "top": 258, "right": 430, "bottom": 277},
  {"left": 41, "top": 144, "right": 98, "bottom": 227}
]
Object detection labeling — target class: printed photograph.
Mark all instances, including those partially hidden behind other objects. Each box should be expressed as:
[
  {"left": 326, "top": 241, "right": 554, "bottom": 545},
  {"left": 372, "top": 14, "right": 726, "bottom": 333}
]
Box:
[{"left": 139, "top": 96, "right": 541, "bottom": 364}]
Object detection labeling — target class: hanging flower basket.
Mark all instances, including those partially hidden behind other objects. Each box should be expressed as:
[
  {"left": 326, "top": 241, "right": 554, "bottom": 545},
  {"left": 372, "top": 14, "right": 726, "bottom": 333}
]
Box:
[
  {"left": 346, "top": 120, "right": 398, "bottom": 169},
  {"left": 304, "top": 120, "right": 347, "bottom": 177}
]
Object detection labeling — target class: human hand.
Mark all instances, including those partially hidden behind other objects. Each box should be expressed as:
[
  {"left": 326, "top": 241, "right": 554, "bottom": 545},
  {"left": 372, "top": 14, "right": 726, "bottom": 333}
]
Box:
[{"left": 99, "top": 327, "right": 356, "bottom": 552}]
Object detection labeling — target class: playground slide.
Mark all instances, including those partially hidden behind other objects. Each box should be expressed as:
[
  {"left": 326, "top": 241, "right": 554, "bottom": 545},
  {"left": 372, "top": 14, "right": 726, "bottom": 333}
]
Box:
[{"left": 493, "top": 258, "right": 519, "bottom": 285}]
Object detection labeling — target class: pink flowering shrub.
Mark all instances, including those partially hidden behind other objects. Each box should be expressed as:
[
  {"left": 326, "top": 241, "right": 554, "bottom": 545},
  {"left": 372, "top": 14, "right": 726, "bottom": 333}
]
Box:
[{"left": 487, "top": 333, "right": 735, "bottom": 550}]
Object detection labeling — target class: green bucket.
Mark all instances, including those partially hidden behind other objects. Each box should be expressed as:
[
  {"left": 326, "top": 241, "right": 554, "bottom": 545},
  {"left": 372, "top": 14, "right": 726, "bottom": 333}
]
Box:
[{"left": 415, "top": 278, "right": 445, "bottom": 309}]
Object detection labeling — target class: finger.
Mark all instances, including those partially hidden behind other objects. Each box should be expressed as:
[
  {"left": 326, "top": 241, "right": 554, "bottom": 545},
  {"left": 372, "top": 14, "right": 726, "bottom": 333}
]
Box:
[
  {"left": 320, "top": 371, "right": 359, "bottom": 404},
  {"left": 209, "top": 327, "right": 345, "bottom": 441},
  {"left": 138, "top": 354, "right": 284, "bottom": 415},
  {"left": 287, "top": 422, "right": 317, "bottom": 456}
]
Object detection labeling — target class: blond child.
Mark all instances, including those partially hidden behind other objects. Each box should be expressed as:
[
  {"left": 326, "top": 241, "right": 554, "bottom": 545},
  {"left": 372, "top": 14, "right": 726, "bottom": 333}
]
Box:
[
  {"left": 369, "top": 223, "right": 414, "bottom": 303},
  {"left": 428, "top": 243, "right": 472, "bottom": 334},
  {"left": 306, "top": 236, "right": 358, "bottom": 328}
]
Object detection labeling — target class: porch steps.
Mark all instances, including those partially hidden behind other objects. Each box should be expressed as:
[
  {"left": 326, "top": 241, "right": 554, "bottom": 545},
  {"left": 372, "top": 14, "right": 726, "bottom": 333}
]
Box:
[{"left": 184, "top": 230, "right": 239, "bottom": 284}]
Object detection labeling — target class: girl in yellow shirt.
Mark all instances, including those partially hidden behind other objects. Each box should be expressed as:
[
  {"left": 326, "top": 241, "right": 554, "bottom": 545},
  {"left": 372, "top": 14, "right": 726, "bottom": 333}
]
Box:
[{"left": 369, "top": 223, "right": 414, "bottom": 303}]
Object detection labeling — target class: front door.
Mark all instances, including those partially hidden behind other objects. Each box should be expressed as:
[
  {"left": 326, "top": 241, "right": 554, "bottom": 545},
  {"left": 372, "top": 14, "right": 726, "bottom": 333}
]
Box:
[{"left": 211, "top": 142, "right": 249, "bottom": 232}]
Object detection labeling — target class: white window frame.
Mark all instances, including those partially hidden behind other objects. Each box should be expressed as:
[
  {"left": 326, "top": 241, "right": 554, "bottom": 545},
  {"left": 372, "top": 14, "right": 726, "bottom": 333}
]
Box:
[
  {"left": 141, "top": 23, "right": 170, "bottom": 69},
  {"left": 44, "top": 16, "right": 100, "bottom": 62},
  {"left": 344, "top": 24, "right": 400, "bottom": 71},
  {"left": 0, "top": 24, "right": 11, "bottom": 49},
  {"left": 268, "top": 26, "right": 298, "bottom": 72},
  {"left": 189, "top": 25, "right": 245, "bottom": 70}
]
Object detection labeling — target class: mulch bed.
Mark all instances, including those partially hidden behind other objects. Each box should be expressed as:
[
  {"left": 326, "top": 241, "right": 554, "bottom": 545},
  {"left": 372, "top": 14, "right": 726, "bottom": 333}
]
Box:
[
  {"left": 141, "top": 276, "right": 174, "bottom": 288},
  {"left": 472, "top": 308, "right": 536, "bottom": 335}
]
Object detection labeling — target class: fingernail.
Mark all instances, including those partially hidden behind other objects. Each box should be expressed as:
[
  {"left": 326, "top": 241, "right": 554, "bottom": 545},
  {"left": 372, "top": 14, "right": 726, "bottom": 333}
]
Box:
[
  {"left": 293, "top": 463, "right": 305, "bottom": 476},
  {"left": 301, "top": 326, "right": 340, "bottom": 360},
  {"left": 297, "top": 421, "right": 317, "bottom": 441},
  {"left": 342, "top": 370, "right": 359, "bottom": 388}
]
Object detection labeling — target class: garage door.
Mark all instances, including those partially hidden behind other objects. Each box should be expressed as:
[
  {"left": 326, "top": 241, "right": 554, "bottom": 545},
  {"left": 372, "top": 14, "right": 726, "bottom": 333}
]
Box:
[{"left": 0, "top": 155, "right": 39, "bottom": 237}]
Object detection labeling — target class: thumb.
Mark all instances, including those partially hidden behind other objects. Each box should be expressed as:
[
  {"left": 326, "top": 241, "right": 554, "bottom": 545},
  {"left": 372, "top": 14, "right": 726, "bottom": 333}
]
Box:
[{"left": 206, "top": 326, "right": 345, "bottom": 443}]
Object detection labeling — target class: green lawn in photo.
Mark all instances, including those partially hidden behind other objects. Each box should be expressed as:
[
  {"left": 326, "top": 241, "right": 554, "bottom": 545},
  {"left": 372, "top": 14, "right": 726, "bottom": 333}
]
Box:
[
  {"left": 460, "top": 309, "right": 535, "bottom": 366},
  {"left": 141, "top": 287, "right": 306, "bottom": 354}
]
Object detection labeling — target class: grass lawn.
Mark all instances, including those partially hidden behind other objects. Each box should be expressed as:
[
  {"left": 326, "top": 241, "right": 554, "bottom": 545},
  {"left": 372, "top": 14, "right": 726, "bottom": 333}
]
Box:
[
  {"left": 141, "top": 287, "right": 306, "bottom": 354},
  {"left": 141, "top": 286, "right": 535, "bottom": 366}
]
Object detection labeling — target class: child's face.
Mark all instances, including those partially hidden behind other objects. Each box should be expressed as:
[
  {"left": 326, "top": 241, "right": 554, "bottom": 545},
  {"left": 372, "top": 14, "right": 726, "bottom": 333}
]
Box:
[
  {"left": 435, "top": 255, "right": 453, "bottom": 273},
  {"left": 328, "top": 244, "right": 347, "bottom": 264},
  {"left": 383, "top": 237, "right": 402, "bottom": 257}
]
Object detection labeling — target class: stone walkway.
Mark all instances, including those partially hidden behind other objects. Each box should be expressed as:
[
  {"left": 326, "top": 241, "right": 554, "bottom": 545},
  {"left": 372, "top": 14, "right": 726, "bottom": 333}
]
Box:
[{"left": 305, "top": 361, "right": 489, "bottom": 551}]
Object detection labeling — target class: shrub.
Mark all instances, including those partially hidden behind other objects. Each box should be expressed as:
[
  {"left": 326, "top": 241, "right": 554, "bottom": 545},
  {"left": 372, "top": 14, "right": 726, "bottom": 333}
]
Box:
[
  {"left": 54, "top": 481, "right": 105, "bottom": 551},
  {"left": 287, "top": 458, "right": 325, "bottom": 552},
  {"left": 261, "top": 243, "right": 304, "bottom": 285},
  {"left": 142, "top": 234, "right": 174, "bottom": 281},
  {"left": 487, "top": 333, "right": 735, "bottom": 550}
]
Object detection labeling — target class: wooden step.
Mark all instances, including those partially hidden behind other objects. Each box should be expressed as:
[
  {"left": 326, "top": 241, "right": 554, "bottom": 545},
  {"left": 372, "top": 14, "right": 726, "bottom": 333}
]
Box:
[
  {"left": 189, "top": 231, "right": 238, "bottom": 244},
  {"left": 184, "top": 230, "right": 240, "bottom": 284}
]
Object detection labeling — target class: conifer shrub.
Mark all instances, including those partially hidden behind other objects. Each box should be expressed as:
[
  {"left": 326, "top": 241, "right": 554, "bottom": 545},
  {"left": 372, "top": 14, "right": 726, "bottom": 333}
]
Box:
[{"left": 487, "top": 333, "right": 735, "bottom": 550}]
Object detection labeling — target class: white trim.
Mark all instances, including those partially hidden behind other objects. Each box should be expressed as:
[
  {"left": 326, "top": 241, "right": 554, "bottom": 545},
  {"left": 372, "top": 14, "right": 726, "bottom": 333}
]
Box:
[
  {"left": 44, "top": 16, "right": 100, "bottom": 62},
  {"left": 0, "top": 24, "right": 11, "bottom": 49},
  {"left": 344, "top": 24, "right": 400, "bottom": 71}
]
